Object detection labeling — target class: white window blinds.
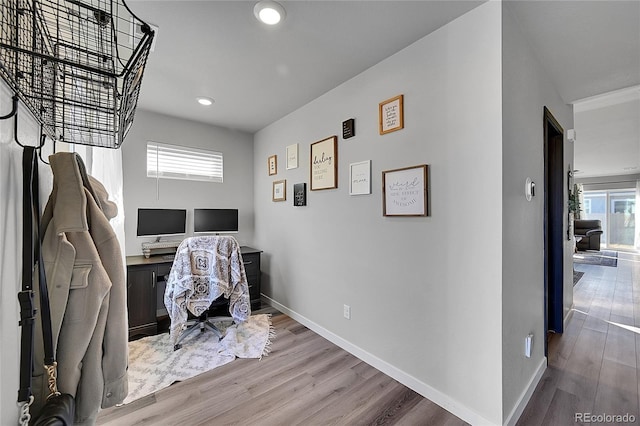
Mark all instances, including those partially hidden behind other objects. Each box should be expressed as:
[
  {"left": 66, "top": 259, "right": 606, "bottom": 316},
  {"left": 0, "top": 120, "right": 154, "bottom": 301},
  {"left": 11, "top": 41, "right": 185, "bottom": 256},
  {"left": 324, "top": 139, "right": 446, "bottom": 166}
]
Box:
[{"left": 147, "top": 142, "right": 223, "bottom": 183}]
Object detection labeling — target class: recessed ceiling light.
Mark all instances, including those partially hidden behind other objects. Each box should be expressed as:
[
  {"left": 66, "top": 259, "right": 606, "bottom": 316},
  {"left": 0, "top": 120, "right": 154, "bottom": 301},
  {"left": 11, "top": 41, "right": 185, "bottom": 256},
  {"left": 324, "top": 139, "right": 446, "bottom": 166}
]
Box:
[
  {"left": 254, "top": 1, "right": 286, "bottom": 25},
  {"left": 197, "top": 97, "right": 214, "bottom": 106}
]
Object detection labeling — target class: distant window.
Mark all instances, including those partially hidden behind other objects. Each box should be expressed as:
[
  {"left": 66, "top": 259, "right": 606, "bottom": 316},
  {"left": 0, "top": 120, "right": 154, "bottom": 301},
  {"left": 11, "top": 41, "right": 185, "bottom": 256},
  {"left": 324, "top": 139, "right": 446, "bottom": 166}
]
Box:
[
  {"left": 146, "top": 142, "right": 223, "bottom": 183},
  {"left": 583, "top": 199, "right": 591, "bottom": 214}
]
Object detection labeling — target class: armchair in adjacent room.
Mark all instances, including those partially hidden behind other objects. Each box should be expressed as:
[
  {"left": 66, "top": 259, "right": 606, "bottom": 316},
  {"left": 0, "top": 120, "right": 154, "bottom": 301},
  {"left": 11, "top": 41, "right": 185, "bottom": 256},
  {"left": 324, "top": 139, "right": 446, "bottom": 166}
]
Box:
[
  {"left": 574, "top": 219, "right": 603, "bottom": 251},
  {"left": 164, "top": 235, "right": 251, "bottom": 350}
]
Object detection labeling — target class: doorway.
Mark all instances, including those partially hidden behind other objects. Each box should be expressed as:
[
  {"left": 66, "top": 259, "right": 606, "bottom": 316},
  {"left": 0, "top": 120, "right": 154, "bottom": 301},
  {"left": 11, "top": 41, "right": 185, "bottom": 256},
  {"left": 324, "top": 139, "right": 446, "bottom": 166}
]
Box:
[{"left": 543, "top": 106, "right": 565, "bottom": 351}]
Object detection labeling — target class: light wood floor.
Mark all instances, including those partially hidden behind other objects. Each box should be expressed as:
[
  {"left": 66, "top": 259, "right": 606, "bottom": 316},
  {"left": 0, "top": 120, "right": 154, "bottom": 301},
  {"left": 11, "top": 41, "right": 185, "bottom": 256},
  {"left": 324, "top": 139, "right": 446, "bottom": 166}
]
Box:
[
  {"left": 518, "top": 251, "right": 640, "bottom": 425},
  {"left": 97, "top": 308, "right": 466, "bottom": 426},
  {"left": 98, "top": 251, "right": 639, "bottom": 425}
]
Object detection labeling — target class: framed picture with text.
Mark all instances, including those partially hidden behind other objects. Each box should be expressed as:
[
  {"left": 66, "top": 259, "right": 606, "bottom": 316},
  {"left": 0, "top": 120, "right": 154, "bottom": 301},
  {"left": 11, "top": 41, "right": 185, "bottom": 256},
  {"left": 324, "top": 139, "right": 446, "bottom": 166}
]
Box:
[
  {"left": 379, "top": 94, "right": 404, "bottom": 135},
  {"left": 310, "top": 136, "right": 337, "bottom": 190},
  {"left": 349, "top": 160, "right": 371, "bottom": 195},
  {"left": 286, "top": 144, "right": 299, "bottom": 170},
  {"left": 382, "top": 164, "right": 428, "bottom": 216}
]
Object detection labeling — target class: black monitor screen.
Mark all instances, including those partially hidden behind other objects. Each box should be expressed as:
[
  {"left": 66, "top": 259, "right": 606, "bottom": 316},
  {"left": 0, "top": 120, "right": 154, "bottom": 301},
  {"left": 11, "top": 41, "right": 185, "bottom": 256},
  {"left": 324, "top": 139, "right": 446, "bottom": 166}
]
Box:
[
  {"left": 137, "top": 208, "right": 187, "bottom": 237},
  {"left": 194, "top": 209, "right": 238, "bottom": 233}
]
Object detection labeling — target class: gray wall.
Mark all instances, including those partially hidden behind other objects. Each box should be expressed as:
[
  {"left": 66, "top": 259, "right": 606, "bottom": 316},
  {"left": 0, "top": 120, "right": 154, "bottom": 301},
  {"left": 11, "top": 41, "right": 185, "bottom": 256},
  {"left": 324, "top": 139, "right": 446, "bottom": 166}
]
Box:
[
  {"left": 502, "top": 4, "right": 574, "bottom": 423},
  {"left": 121, "top": 110, "right": 255, "bottom": 256},
  {"left": 0, "top": 81, "right": 56, "bottom": 424},
  {"left": 254, "top": 3, "right": 504, "bottom": 424}
]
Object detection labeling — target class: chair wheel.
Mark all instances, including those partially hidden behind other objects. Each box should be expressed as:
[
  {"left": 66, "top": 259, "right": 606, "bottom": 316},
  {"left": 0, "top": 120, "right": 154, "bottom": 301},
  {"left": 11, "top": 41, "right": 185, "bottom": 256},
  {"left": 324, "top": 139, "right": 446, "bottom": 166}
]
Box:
[{"left": 174, "top": 344, "right": 182, "bottom": 351}]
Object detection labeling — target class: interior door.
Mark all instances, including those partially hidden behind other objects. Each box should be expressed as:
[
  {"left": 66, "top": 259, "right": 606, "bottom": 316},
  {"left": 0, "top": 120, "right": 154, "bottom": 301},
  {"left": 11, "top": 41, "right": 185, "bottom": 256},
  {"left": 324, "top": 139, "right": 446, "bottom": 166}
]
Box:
[{"left": 543, "top": 107, "right": 565, "bottom": 350}]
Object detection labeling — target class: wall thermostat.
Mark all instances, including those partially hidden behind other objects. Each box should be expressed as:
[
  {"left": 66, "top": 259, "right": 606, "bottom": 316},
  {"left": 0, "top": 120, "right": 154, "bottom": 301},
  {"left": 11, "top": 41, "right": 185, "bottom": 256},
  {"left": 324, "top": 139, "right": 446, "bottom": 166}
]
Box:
[{"left": 525, "top": 178, "right": 535, "bottom": 201}]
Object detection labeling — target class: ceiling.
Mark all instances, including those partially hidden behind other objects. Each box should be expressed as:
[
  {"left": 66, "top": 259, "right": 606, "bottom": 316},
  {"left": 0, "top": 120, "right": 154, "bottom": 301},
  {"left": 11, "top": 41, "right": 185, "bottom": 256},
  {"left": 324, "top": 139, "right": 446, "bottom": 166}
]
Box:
[{"left": 128, "top": 0, "right": 640, "bottom": 177}]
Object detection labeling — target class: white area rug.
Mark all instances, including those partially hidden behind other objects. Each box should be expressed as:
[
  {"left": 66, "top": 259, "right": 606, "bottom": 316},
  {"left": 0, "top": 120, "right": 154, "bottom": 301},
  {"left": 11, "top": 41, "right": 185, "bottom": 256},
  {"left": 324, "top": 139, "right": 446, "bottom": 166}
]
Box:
[{"left": 124, "top": 314, "right": 274, "bottom": 404}]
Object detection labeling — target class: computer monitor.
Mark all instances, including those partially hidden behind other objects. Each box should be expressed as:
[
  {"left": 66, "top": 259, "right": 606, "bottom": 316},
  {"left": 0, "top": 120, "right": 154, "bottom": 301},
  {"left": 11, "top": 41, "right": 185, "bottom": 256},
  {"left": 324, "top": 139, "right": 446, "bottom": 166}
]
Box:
[
  {"left": 136, "top": 208, "right": 187, "bottom": 238},
  {"left": 194, "top": 208, "right": 238, "bottom": 234}
]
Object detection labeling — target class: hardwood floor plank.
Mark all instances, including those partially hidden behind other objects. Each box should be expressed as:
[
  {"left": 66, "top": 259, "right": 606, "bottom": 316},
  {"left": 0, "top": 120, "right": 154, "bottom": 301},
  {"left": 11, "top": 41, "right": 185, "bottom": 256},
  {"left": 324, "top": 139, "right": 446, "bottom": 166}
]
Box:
[
  {"left": 516, "top": 368, "right": 561, "bottom": 426},
  {"left": 556, "top": 327, "right": 606, "bottom": 412},
  {"left": 539, "top": 388, "right": 580, "bottom": 426},
  {"left": 295, "top": 371, "right": 404, "bottom": 425},
  {"left": 195, "top": 372, "right": 318, "bottom": 425},
  {"left": 257, "top": 363, "right": 371, "bottom": 425},
  {"left": 355, "top": 386, "right": 424, "bottom": 425},
  {"left": 547, "top": 311, "right": 586, "bottom": 369},
  {"left": 395, "top": 398, "right": 468, "bottom": 426},
  {"left": 593, "top": 358, "right": 639, "bottom": 418},
  {"left": 602, "top": 319, "right": 637, "bottom": 368}
]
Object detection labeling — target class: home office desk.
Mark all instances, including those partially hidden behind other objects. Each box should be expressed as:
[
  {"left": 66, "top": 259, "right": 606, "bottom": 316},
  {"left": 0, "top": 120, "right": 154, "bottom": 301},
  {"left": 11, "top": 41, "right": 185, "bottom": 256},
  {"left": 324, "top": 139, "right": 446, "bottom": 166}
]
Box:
[{"left": 125, "top": 246, "right": 262, "bottom": 339}]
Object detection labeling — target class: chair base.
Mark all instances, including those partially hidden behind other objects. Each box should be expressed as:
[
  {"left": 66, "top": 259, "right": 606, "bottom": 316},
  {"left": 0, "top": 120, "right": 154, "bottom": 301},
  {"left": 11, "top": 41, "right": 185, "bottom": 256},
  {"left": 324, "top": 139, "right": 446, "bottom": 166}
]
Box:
[{"left": 173, "top": 315, "right": 231, "bottom": 351}]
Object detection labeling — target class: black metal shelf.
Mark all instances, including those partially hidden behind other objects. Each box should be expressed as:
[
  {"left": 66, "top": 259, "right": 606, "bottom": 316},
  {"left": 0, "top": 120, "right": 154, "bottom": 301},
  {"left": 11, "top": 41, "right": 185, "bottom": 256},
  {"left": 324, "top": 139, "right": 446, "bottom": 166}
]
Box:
[{"left": 0, "top": 0, "right": 154, "bottom": 148}]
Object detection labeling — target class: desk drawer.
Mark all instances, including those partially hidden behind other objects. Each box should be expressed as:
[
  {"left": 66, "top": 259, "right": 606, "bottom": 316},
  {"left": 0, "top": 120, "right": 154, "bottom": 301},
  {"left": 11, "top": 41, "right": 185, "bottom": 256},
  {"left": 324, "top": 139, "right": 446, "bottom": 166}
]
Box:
[
  {"left": 242, "top": 254, "right": 260, "bottom": 275},
  {"left": 157, "top": 263, "right": 172, "bottom": 277}
]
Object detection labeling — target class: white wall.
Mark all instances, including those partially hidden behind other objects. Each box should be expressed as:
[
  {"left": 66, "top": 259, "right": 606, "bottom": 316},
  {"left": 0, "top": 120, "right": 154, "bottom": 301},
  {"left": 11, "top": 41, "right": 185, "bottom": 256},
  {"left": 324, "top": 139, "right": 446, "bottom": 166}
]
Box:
[
  {"left": 254, "top": 3, "right": 504, "bottom": 424},
  {"left": 501, "top": 4, "right": 574, "bottom": 424},
  {"left": 0, "top": 82, "right": 54, "bottom": 424},
  {"left": 121, "top": 110, "right": 255, "bottom": 256},
  {"left": 574, "top": 91, "right": 640, "bottom": 178}
]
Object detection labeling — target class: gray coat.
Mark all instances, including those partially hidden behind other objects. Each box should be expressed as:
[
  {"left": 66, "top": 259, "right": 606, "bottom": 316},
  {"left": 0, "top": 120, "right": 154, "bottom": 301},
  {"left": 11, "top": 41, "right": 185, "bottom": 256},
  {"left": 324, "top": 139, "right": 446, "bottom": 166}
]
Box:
[{"left": 32, "top": 153, "right": 128, "bottom": 425}]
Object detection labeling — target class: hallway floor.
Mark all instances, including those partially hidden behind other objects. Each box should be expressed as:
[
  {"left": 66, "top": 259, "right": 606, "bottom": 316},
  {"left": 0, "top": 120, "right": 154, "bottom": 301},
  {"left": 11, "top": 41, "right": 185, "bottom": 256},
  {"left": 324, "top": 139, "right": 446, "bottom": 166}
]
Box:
[{"left": 518, "top": 251, "right": 640, "bottom": 425}]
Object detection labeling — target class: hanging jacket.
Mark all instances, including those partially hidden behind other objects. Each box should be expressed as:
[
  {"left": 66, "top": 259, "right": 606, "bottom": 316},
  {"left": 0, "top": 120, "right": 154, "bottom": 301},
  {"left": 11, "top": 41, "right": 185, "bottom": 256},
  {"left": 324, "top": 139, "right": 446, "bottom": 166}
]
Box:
[{"left": 31, "top": 152, "right": 128, "bottom": 425}]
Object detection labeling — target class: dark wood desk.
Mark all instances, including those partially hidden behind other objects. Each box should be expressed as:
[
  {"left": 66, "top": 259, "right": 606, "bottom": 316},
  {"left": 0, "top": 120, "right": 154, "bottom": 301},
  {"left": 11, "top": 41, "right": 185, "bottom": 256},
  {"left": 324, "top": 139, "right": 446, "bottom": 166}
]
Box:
[{"left": 126, "top": 246, "right": 262, "bottom": 339}]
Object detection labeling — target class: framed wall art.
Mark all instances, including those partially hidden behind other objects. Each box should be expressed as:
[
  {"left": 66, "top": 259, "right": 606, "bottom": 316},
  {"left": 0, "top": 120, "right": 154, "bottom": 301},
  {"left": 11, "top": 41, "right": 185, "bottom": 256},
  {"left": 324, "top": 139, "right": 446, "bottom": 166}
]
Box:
[
  {"left": 379, "top": 94, "right": 404, "bottom": 135},
  {"left": 349, "top": 160, "right": 371, "bottom": 195},
  {"left": 382, "top": 164, "right": 428, "bottom": 216},
  {"left": 293, "top": 183, "right": 307, "bottom": 206},
  {"left": 268, "top": 155, "right": 277, "bottom": 175},
  {"left": 286, "top": 144, "right": 299, "bottom": 170},
  {"left": 310, "top": 136, "right": 337, "bottom": 190},
  {"left": 272, "top": 179, "right": 286, "bottom": 201}
]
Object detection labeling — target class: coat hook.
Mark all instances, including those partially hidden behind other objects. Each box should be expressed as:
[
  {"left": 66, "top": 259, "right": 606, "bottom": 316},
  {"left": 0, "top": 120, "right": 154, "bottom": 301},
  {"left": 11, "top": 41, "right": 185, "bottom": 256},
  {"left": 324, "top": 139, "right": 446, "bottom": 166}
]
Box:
[
  {"left": 0, "top": 95, "right": 18, "bottom": 120},
  {"left": 38, "top": 126, "right": 50, "bottom": 165},
  {"left": 14, "top": 110, "right": 47, "bottom": 149}
]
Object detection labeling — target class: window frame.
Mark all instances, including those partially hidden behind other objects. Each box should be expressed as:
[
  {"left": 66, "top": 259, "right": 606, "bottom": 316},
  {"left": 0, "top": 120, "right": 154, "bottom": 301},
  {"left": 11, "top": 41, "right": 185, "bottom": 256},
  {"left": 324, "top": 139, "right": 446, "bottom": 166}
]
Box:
[{"left": 146, "top": 141, "right": 223, "bottom": 183}]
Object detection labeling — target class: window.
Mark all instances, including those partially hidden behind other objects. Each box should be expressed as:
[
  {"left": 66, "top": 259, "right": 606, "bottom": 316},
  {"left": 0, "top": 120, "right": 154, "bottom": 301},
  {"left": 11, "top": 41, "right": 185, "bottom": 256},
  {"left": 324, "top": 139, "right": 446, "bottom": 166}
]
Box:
[
  {"left": 147, "top": 142, "right": 223, "bottom": 183},
  {"left": 583, "top": 189, "right": 636, "bottom": 250}
]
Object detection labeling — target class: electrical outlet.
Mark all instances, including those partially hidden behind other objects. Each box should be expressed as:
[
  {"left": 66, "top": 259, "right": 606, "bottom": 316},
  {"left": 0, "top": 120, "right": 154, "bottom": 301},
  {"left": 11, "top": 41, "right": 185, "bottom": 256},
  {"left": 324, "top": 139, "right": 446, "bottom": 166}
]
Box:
[{"left": 343, "top": 304, "right": 351, "bottom": 320}]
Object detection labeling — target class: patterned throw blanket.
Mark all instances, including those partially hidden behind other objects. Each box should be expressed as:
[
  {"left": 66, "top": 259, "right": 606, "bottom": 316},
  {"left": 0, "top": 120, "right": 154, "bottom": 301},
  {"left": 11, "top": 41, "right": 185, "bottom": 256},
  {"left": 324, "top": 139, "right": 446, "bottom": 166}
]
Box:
[{"left": 164, "top": 236, "right": 251, "bottom": 345}]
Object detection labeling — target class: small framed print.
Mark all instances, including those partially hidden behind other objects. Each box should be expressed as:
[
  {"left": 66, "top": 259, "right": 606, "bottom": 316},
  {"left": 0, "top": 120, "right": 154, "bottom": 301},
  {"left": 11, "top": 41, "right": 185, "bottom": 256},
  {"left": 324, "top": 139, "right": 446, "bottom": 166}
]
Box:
[
  {"left": 382, "top": 164, "right": 428, "bottom": 216},
  {"left": 349, "top": 160, "right": 371, "bottom": 195},
  {"left": 379, "top": 94, "right": 404, "bottom": 135},
  {"left": 342, "top": 118, "right": 355, "bottom": 139},
  {"left": 293, "top": 183, "right": 307, "bottom": 206},
  {"left": 310, "top": 136, "right": 338, "bottom": 191},
  {"left": 268, "top": 155, "right": 277, "bottom": 175},
  {"left": 272, "top": 179, "right": 286, "bottom": 201},
  {"left": 286, "top": 144, "right": 298, "bottom": 170}
]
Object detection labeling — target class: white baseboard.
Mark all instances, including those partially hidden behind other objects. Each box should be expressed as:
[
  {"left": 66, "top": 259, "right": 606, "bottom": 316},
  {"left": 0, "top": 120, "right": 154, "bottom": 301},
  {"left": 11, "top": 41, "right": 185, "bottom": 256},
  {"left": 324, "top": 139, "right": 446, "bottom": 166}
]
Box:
[
  {"left": 262, "top": 295, "right": 498, "bottom": 426},
  {"left": 503, "top": 357, "right": 546, "bottom": 426},
  {"left": 564, "top": 303, "right": 575, "bottom": 330}
]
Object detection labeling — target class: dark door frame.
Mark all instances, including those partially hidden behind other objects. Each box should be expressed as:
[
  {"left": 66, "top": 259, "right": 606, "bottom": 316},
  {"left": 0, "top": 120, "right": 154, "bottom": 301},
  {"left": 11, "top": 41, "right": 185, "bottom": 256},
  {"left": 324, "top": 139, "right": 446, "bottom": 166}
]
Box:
[{"left": 543, "top": 106, "right": 565, "bottom": 354}]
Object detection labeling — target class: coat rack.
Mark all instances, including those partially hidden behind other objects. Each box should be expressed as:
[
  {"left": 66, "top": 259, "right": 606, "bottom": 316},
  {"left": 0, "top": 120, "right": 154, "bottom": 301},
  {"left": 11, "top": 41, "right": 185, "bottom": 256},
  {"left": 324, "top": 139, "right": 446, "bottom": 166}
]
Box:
[{"left": 0, "top": 0, "right": 154, "bottom": 149}]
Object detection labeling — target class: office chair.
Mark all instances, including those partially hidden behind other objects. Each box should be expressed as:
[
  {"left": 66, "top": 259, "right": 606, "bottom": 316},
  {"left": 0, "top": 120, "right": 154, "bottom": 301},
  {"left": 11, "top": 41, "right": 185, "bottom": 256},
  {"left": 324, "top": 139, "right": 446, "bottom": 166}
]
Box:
[{"left": 164, "top": 236, "right": 251, "bottom": 351}]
